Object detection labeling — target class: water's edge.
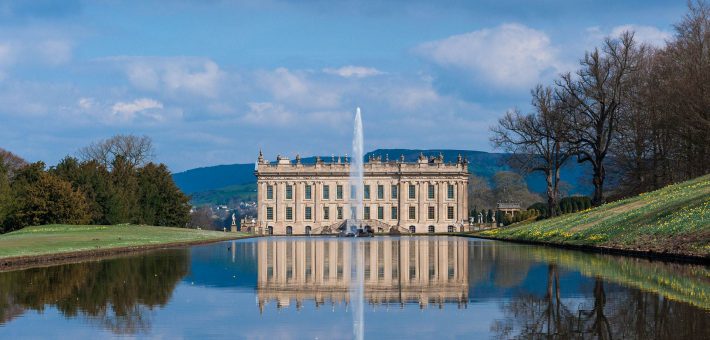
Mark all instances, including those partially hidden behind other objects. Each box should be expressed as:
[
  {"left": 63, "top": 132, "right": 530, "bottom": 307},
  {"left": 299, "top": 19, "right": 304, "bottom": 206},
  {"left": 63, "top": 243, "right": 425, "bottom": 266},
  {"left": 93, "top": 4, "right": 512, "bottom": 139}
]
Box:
[
  {"left": 2, "top": 232, "right": 706, "bottom": 273},
  {"left": 462, "top": 233, "right": 710, "bottom": 265},
  {"left": 0, "top": 234, "right": 260, "bottom": 272}
]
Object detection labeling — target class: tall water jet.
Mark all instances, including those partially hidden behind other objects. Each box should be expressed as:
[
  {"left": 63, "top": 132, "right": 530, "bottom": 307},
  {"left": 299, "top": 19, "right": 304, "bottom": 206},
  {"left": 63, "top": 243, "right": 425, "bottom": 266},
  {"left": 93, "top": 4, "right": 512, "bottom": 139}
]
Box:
[
  {"left": 349, "top": 107, "right": 364, "bottom": 234},
  {"left": 349, "top": 107, "right": 365, "bottom": 340}
]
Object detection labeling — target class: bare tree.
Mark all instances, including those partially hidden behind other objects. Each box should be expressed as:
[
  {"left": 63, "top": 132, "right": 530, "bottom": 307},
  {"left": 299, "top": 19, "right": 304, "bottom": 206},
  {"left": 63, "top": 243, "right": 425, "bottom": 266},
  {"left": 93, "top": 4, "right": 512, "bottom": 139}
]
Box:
[
  {"left": 79, "top": 135, "right": 155, "bottom": 169},
  {"left": 491, "top": 86, "right": 574, "bottom": 216},
  {"left": 0, "top": 148, "right": 28, "bottom": 178},
  {"left": 557, "top": 32, "right": 644, "bottom": 206},
  {"left": 468, "top": 174, "right": 495, "bottom": 212},
  {"left": 189, "top": 206, "right": 215, "bottom": 229}
]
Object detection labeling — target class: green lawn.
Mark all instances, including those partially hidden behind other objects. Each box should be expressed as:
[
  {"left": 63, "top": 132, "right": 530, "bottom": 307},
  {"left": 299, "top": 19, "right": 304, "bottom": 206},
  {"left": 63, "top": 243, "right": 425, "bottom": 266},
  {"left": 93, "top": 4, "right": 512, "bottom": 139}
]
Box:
[
  {"left": 0, "top": 224, "right": 249, "bottom": 259},
  {"left": 474, "top": 174, "right": 710, "bottom": 258}
]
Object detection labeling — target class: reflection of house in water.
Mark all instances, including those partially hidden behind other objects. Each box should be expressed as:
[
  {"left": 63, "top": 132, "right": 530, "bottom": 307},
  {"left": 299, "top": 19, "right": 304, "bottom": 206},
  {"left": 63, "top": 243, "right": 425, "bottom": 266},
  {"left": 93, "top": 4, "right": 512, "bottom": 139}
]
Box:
[{"left": 257, "top": 237, "right": 468, "bottom": 311}]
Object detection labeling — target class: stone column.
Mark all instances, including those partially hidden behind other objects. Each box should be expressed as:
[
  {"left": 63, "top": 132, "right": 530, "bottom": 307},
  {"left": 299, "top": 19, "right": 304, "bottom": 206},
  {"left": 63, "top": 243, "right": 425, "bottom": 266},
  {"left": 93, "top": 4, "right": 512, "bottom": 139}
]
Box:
[
  {"left": 397, "top": 179, "right": 403, "bottom": 227},
  {"left": 314, "top": 181, "right": 320, "bottom": 224},
  {"left": 294, "top": 181, "right": 300, "bottom": 225}
]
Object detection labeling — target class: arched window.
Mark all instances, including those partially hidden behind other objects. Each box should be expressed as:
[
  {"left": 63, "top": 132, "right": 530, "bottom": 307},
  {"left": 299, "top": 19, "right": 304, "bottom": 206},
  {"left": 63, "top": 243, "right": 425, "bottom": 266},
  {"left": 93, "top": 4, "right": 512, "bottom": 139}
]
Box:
[
  {"left": 305, "top": 226, "right": 312, "bottom": 235},
  {"left": 447, "top": 225, "right": 454, "bottom": 233},
  {"left": 428, "top": 225, "right": 435, "bottom": 233},
  {"left": 267, "top": 226, "right": 273, "bottom": 235},
  {"left": 286, "top": 226, "right": 293, "bottom": 235},
  {"left": 409, "top": 225, "right": 416, "bottom": 233}
]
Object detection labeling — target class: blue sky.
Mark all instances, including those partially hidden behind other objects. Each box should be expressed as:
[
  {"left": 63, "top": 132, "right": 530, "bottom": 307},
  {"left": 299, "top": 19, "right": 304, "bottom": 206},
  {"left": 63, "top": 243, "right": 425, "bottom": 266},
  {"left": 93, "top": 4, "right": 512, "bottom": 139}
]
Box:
[{"left": 0, "top": 0, "right": 687, "bottom": 171}]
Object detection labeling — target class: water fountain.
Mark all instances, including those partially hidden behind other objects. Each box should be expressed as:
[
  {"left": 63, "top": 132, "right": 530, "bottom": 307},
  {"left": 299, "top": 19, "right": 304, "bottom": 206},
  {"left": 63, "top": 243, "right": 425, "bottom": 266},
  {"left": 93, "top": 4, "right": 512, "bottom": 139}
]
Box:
[{"left": 348, "top": 107, "right": 364, "bottom": 235}]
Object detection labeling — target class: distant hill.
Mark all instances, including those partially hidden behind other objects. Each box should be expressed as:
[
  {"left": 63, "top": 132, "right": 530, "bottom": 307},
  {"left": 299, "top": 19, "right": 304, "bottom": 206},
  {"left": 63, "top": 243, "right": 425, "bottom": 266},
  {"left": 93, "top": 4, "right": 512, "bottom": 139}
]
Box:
[
  {"left": 173, "top": 164, "right": 256, "bottom": 194},
  {"left": 173, "top": 149, "right": 592, "bottom": 205}
]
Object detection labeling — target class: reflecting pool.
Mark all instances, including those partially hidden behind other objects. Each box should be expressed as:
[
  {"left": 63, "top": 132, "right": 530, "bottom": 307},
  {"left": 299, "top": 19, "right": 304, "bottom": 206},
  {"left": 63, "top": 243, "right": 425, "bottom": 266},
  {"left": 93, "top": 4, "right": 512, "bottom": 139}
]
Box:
[{"left": 0, "top": 236, "right": 708, "bottom": 339}]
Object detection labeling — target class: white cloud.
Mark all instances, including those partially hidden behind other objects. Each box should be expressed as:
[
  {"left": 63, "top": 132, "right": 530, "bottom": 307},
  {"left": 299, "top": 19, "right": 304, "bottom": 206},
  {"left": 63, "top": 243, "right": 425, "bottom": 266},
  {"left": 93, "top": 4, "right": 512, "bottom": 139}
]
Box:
[
  {"left": 242, "top": 102, "right": 295, "bottom": 125},
  {"left": 35, "top": 40, "right": 73, "bottom": 65},
  {"left": 116, "top": 57, "right": 224, "bottom": 98},
  {"left": 586, "top": 25, "right": 671, "bottom": 48},
  {"left": 323, "top": 65, "right": 383, "bottom": 78},
  {"left": 77, "top": 97, "right": 95, "bottom": 110},
  {"left": 111, "top": 98, "right": 164, "bottom": 122},
  {"left": 256, "top": 67, "right": 341, "bottom": 109},
  {"left": 611, "top": 24, "right": 671, "bottom": 47},
  {"left": 417, "top": 23, "right": 566, "bottom": 88}
]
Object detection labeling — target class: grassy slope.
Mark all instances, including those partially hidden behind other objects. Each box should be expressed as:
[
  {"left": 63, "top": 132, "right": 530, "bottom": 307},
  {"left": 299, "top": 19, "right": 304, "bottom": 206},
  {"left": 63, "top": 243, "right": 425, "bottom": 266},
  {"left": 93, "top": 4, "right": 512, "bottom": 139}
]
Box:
[
  {"left": 476, "top": 174, "right": 710, "bottom": 258},
  {"left": 0, "top": 224, "right": 247, "bottom": 259}
]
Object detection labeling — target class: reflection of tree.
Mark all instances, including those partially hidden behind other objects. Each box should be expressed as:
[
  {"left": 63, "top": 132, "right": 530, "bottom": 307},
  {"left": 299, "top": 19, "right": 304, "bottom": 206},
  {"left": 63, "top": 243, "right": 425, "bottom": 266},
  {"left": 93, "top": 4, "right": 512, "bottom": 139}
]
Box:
[
  {"left": 492, "top": 264, "right": 572, "bottom": 338},
  {"left": 0, "top": 249, "right": 189, "bottom": 334},
  {"left": 467, "top": 240, "right": 532, "bottom": 288},
  {"left": 494, "top": 272, "right": 710, "bottom": 339},
  {"left": 590, "top": 278, "right": 612, "bottom": 339}
]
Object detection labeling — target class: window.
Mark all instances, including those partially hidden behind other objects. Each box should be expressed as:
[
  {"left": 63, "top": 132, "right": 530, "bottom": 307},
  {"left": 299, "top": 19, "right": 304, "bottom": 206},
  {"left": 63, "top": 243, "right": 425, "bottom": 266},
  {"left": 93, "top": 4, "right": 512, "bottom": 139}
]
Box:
[
  {"left": 306, "top": 226, "right": 312, "bottom": 235},
  {"left": 377, "top": 185, "right": 384, "bottom": 199},
  {"left": 286, "top": 206, "right": 293, "bottom": 220},
  {"left": 286, "top": 185, "right": 293, "bottom": 200},
  {"left": 428, "top": 206, "right": 435, "bottom": 220},
  {"left": 447, "top": 225, "right": 454, "bottom": 233},
  {"left": 337, "top": 185, "right": 343, "bottom": 199},
  {"left": 377, "top": 206, "right": 384, "bottom": 219},
  {"left": 428, "top": 225, "right": 435, "bottom": 233},
  {"left": 447, "top": 184, "right": 454, "bottom": 199},
  {"left": 428, "top": 184, "right": 435, "bottom": 199},
  {"left": 305, "top": 185, "right": 312, "bottom": 200},
  {"left": 409, "top": 206, "right": 416, "bottom": 220},
  {"left": 364, "top": 206, "right": 370, "bottom": 219},
  {"left": 351, "top": 185, "right": 356, "bottom": 199},
  {"left": 337, "top": 206, "right": 343, "bottom": 219},
  {"left": 305, "top": 206, "right": 312, "bottom": 220},
  {"left": 286, "top": 226, "right": 293, "bottom": 235},
  {"left": 267, "top": 226, "right": 273, "bottom": 235},
  {"left": 266, "top": 207, "right": 274, "bottom": 220},
  {"left": 323, "top": 207, "right": 330, "bottom": 220},
  {"left": 323, "top": 185, "right": 330, "bottom": 200},
  {"left": 391, "top": 185, "right": 398, "bottom": 199},
  {"left": 409, "top": 184, "right": 416, "bottom": 199},
  {"left": 447, "top": 206, "right": 455, "bottom": 220},
  {"left": 391, "top": 206, "right": 398, "bottom": 219},
  {"left": 266, "top": 185, "right": 273, "bottom": 199},
  {"left": 364, "top": 185, "right": 370, "bottom": 199},
  {"left": 409, "top": 225, "right": 416, "bottom": 233}
]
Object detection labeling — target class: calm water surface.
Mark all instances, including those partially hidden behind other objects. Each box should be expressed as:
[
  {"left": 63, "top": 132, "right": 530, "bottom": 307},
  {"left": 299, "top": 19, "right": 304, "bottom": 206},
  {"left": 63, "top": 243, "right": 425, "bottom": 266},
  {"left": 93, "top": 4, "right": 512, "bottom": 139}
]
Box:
[{"left": 0, "top": 236, "right": 708, "bottom": 339}]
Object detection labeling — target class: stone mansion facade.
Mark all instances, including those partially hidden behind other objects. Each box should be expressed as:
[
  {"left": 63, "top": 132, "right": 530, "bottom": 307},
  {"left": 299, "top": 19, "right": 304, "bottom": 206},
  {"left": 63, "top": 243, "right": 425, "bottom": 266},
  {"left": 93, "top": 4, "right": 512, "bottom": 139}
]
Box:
[{"left": 255, "top": 151, "right": 469, "bottom": 235}]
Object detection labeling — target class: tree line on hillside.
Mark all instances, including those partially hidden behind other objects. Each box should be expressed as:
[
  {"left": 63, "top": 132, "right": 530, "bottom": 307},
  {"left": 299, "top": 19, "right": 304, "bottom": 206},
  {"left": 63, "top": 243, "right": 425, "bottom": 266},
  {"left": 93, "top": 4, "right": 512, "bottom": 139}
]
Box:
[
  {"left": 0, "top": 135, "right": 190, "bottom": 233},
  {"left": 491, "top": 1, "right": 710, "bottom": 217}
]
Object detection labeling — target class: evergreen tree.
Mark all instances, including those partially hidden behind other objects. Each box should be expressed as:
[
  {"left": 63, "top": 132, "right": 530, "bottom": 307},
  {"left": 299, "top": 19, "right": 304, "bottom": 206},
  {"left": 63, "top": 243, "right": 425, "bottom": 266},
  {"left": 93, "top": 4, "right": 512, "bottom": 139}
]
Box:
[
  {"left": 52, "top": 157, "right": 115, "bottom": 224},
  {"left": 136, "top": 163, "right": 190, "bottom": 227},
  {"left": 107, "top": 156, "right": 139, "bottom": 224},
  {"left": 5, "top": 162, "right": 91, "bottom": 231},
  {"left": 0, "top": 162, "right": 12, "bottom": 232}
]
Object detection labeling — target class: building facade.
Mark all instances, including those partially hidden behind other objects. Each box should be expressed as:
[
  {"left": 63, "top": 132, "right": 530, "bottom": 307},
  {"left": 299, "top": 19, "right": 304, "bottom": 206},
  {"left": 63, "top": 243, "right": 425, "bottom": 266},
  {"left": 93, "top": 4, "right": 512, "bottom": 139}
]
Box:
[{"left": 255, "top": 151, "right": 469, "bottom": 235}]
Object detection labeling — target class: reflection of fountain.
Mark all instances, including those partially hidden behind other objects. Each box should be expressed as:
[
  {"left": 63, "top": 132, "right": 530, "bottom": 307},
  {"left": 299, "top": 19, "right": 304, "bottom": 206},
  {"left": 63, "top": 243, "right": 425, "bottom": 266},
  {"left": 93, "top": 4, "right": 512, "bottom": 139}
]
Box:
[{"left": 352, "top": 239, "right": 364, "bottom": 340}]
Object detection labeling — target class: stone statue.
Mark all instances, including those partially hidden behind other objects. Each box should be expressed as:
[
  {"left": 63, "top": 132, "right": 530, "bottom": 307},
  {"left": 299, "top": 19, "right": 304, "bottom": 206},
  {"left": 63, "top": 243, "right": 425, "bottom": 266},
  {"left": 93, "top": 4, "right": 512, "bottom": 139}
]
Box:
[{"left": 231, "top": 213, "right": 237, "bottom": 226}]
